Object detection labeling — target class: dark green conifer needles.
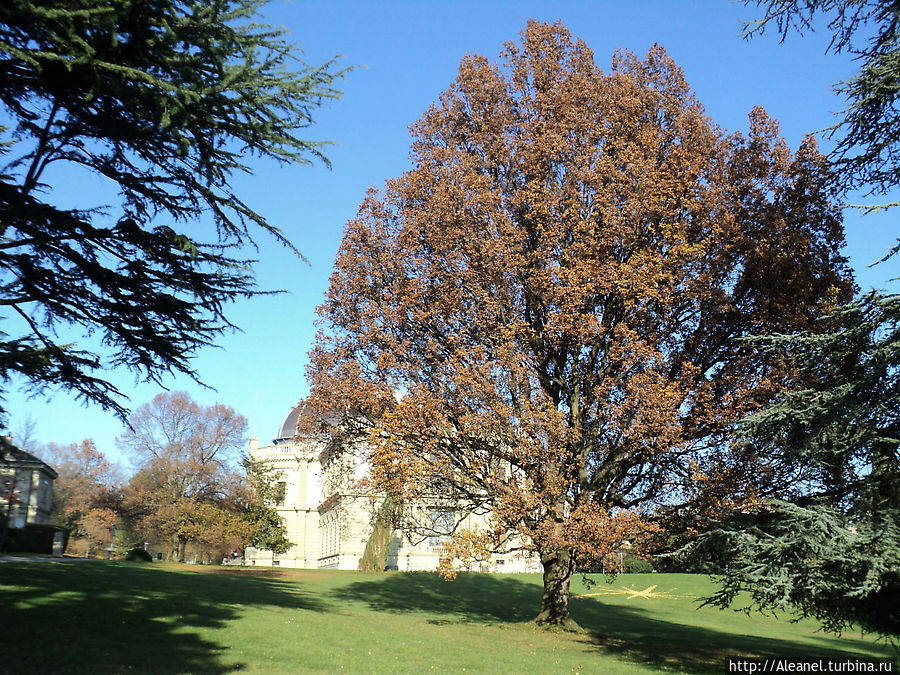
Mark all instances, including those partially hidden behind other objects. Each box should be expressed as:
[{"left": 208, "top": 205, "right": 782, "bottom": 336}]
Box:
[{"left": 0, "top": 0, "right": 346, "bottom": 422}]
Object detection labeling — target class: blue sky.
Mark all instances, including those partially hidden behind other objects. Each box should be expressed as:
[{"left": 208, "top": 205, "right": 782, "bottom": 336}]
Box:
[{"left": 3, "top": 0, "right": 898, "bottom": 468}]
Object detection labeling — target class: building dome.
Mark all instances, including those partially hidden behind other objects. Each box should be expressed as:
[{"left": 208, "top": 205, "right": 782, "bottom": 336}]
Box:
[
  {"left": 274, "top": 405, "right": 303, "bottom": 443},
  {"left": 273, "top": 404, "right": 341, "bottom": 443}
]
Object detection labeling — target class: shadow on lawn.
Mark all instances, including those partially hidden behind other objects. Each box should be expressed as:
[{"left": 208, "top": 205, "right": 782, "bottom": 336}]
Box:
[
  {"left": 1, "top": 560, "right": 324, "bottom": 673},
  {"left": 335, "top": 572, "right": 893, "bottom": 673},
  {"left": 333, "top": 570, "right": 542, "bottom": 623},
  {"left": 570, "top": 597, "right": 894, "bottom": 673}
]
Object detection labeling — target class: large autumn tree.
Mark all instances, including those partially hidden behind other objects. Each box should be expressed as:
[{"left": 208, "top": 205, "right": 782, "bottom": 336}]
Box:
[{"left": 305, "top": 21, "right": 854, "bottom": 627}]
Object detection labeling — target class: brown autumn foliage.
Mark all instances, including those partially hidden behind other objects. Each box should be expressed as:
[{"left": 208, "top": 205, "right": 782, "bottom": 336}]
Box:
[
  {"left": 304, "top": 21, "right": 854, "bottom": 628},
  {"left": 44, "top": 439, "right": 123, "bottom": 556},
  {"left": 119, "top": 391, "right": 251, "bottom": 562}
]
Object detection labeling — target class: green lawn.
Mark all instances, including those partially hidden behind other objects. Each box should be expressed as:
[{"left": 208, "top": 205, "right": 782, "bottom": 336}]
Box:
[{"left": 1, "top": 560, "right": 895, "bottom": 673}]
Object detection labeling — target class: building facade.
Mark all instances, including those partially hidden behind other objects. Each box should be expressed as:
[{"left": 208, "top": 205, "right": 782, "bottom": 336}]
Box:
[
  {"left": 1, "top": 436, "right": 57, "bottom": 529},
  {"left": 244, "top": 406, "right": 541, "bottom": 573}
]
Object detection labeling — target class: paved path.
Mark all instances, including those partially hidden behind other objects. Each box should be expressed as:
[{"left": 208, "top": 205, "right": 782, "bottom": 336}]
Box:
[{"left": 0, "top": 556, "right": 95, "bottom": 563}]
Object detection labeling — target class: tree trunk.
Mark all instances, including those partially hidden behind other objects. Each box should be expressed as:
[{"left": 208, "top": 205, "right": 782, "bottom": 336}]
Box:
[
  {"left": 871, "top": 438, "right": 900, "bottom": 514},
  {"left": 534, "top": 546, "right": 580, "bottom": 630}
]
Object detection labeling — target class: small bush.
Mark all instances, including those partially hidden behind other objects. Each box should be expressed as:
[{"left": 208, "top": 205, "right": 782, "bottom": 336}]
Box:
[
  {"left": 577, "top": 552, "right": 655, "bottom": 574},
  {"left": 125, "top": 548, "right": 153, "bottom": 562},
  {"left": 622, "top": 553, "right": 654, "bottom": 574}
]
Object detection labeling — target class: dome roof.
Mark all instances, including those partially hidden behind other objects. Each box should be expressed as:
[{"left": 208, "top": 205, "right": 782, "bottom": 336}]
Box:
[
  {"left": 273, "top": 404, "right": 341, "bottom": 443},
  {"left": 275, "top": 405, "right": 303, "bottom": 442}
]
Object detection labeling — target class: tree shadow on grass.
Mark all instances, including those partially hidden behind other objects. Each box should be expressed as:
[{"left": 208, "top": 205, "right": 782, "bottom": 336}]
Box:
[
  {"left": 332, "top": 570, "right": 543, "bottom": 623},
  {"left": 333, "top": 572, "right": 894, "bottom": 673},
  {"left": 570, "top": 597, "right": 895, "bottom": 673},
  {"left": 1, "top": 560, "right": 326, "bottom": 673}
]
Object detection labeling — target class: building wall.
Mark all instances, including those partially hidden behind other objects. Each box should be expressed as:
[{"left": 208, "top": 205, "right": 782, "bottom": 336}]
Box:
[
  {"left": 317, "top": 491, "right": 379, "bottom": 569},
  {"left": 244, "top": 430, "right": 540, "bottom": 574},
  {"left": 244, "top": 436, "right": 323, "bottom": 568},
  {"left": 1, "top": 463, "right": 54, "bottom": 528}
]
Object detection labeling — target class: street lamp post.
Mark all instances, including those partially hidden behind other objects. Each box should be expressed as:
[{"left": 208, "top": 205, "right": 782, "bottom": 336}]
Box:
[{"left": 107, "top": 523, "right": 117, "bottom": 560}]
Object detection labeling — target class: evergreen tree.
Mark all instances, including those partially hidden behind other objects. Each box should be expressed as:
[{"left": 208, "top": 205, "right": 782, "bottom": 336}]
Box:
[
  {"left": 0, "top": 0, "right": 346, "bottom": 423},
  {"left": 685, "top": 292, "right": 900, "bottom": 637}
]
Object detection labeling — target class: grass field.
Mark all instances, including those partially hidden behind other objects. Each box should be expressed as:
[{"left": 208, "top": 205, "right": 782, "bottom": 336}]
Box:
[{"left": 1, "top": 559, "right": 895, "bottom": 673}]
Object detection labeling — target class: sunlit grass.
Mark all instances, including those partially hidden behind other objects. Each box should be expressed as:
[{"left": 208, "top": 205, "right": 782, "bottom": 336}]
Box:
[{"left": 1, "top": 560, "right": 894, "bottom": 673}]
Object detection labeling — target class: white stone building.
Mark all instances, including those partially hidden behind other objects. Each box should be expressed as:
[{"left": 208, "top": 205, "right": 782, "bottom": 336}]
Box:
[
  {"left": 1, "top": 436, "right": 57, "bottom": 529},
  {"left": 244, "top": 406, "right": 541, "bottom": 573}
]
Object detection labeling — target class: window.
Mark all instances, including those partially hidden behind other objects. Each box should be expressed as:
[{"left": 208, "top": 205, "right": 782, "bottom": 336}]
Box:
[
  {"left": 320, "top": 510, "right": 341, "bottom": 558},
  {"left": 274, "top": 482, "right": 286, "bottom": 506},
  {"left": 428, "top": 509, "right": 455, "bottom": 547}
]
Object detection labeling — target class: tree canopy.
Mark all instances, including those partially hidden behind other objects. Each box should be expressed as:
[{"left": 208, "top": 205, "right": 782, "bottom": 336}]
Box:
[
  {"left": 0, "top": 0, "right": 346, "bottom": 424},
  {"left": 304, "top": 21, "right": 854, "bottom": 628},
  {"left": 120, "top": 391, "right": 290, "bottom": 562},
  {"left": 43, "top": 438, "right": 123, "bottom": 556}
]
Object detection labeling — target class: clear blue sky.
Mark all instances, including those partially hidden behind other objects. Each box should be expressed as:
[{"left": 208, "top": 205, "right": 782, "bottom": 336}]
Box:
[{"left": 3, "top": 0, "right": 898, "bottom": 469}]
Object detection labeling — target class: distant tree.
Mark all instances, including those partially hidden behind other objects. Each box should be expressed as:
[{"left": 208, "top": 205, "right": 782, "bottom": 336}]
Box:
[
  {"left": 118, "top": 391, "right": 247, "bottom": 497},
  {"left": 121, "top": 391, "right": 289, "bottom": 561},
  {"left": 304, "top": 22, "right": 854, "bottom": 628},
  {"left": 10, "top": 415, "right": 38, "bottom": 453},
  {"left": 43, "top": 438, "right": 123, "bottom": 555},
  {"left": 742, "top": 0, "right": 900, "bottom": 254},
  {"left": 682, "top": 292, "right": 899, "bottom": 637},
  {"left": 240, "top": 456, "right": 292, "bottom": 555},
  {"left": 120, "top": 391, "right": 247, "bottom": 559},
  {"left": 140, "top": 498, "right": 253, "bottom": 564},
  {"left": 0, "top": 414, "right": 37, "bottom": 461},
  {"left": 0, "top": 0, "right": 348, "bottom": 425}
]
